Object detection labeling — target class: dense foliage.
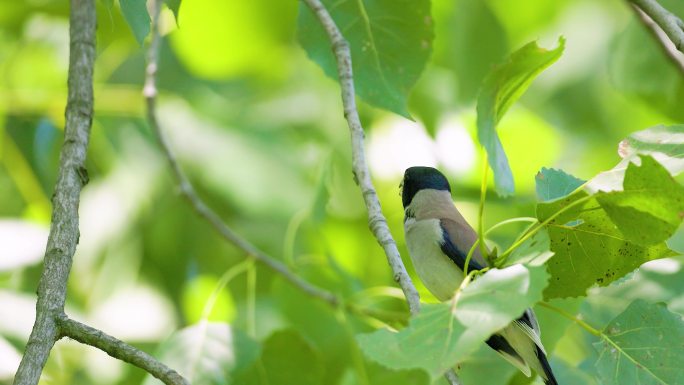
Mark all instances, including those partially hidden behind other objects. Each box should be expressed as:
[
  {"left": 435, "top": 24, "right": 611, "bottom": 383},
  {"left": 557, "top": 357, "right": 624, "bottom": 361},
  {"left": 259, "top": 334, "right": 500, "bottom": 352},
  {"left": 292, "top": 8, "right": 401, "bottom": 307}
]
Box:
[{"left": 2, "top": 0, "right": 684, "bottom": 384}]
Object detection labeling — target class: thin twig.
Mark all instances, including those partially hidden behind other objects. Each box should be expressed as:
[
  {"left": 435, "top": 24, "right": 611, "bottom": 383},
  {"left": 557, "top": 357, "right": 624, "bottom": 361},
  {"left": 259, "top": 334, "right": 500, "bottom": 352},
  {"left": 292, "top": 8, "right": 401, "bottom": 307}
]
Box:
[
  {"left": 299, "top": 0, "right": 421, "bottom": 316},
  {"left": 629, "top": 0, "right": 684, "bottom": 56},
  {"left": 630, "top": 3, "right": 684, "bottom": 74},
  {"left": 297, "top": 0, "right": 462, "bottom": 383},
  {"left": 13, "top": 1, "right": 96, "bottom": 383},
  {"left": 143, "top": 1, "right": 339, "bottom": 308},
  {"left": 57, "top": 316, "right": 188, "bottom": 385}
]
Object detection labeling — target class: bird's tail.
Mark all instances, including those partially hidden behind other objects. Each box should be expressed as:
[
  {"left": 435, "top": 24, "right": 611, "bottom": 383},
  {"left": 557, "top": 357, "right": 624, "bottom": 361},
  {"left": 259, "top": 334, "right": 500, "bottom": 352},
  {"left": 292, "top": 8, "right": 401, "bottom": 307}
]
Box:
[{"left": 536, "top": 345, "right": 558, "bottom": 385}]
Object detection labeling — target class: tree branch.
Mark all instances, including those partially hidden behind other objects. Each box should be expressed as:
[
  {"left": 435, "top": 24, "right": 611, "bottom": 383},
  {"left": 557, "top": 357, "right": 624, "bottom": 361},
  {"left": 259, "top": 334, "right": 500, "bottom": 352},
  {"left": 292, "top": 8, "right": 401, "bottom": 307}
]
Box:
[
  {"left": 13, "top": 1, "right": 96, "bottom": 383},
  {"left": 143, "top": 1, "right": 339, "bottom": 308},
  {"left": 298, "top": 0, "right": 421, "bottom": 316},
  {"left": 298, "top": 0, "right": 462, "bottom": 383},
  {"left": 57, "top": 316, "right": 188, "bottom": 385},
  {"left": 13, "top": 3, "right": 191, "bottom": 385},
  {"left": 629, "top": 0, "right": 684, "bottom": 56},
  {"left": 630, "top": 2, "right": 684, "bottom": 74}
]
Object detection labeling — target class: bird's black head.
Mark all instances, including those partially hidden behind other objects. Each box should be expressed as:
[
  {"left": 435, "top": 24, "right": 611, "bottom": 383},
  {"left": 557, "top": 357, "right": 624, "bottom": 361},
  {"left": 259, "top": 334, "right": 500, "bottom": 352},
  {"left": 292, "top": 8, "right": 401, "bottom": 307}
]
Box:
[{"left": 401, "top": 166, "right": 451, "bottom": 208}]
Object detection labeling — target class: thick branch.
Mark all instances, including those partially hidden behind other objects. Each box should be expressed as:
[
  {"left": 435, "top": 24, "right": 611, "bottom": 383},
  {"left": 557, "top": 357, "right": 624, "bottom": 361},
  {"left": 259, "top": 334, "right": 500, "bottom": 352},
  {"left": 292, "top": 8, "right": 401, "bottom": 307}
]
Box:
[
  {"left": 630, "top": 0, "right": 684, "bottom": 54},
  {"left": 57, "top": 316, "right": 188, "bottom": 385},
  {"left": 13, "top": 1, "right": 96, "bottom": 384},
  {"left": 143, "top": 1, "right": 339, "bottom": 307}
]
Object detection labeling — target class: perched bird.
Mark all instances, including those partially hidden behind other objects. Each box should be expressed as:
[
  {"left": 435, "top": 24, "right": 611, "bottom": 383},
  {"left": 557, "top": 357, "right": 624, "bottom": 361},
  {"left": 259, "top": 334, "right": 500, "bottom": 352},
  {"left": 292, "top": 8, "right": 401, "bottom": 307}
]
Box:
[{"left": 401, "top": 166, "right": 558, "bottom": 385}]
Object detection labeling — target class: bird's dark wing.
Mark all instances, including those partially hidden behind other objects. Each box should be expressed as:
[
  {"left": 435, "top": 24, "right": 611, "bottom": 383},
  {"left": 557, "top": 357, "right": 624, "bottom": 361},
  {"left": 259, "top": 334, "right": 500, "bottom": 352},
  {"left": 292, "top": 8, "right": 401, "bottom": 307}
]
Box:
[
  {"left": 440, "top": 218, "right": 488, "bottom": 267},
  {"left": 439, "top": 221, "right": 485, "bottom": 273}
]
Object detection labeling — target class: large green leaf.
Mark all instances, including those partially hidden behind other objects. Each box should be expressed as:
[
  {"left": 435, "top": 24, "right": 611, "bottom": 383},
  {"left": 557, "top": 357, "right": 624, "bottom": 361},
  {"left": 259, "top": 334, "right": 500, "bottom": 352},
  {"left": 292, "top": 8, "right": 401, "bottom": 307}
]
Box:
[
  {"left": 297, "top": 0, "right": 433, "bottom": 118},
  {"left": 589, "top": 125, "right": 684, "bottom": 192},
  {"left": 356, "top": 265, "right": 548, "bottom": 381},
  {"left": 609, "top": 19, "right": 684, "bottom": 121},
  {"left": 237, "top": 330, "right": 325, "bottom": 385},
  {"left": 535, "top": 167, "right": 585, "bottom": 202},
  {"left": 538, "top": 186, "right": 675, "bottom": 299},
  {"left": 447, "top": 0, "right": 508, "bottom": 103},
  {"left": 593, "top": 300, "right": 684, "bottom": 385},
  {"left": 476, "top": 38, "right": 565, "bottom": 196},
  {"left": 119, "top": 0, "right": 151, "bottom": 45},
  {"left": 144, "top": 322, "right": 260, "bottom": 385},
  {"left": 597, "top": 156, "right": 684, "bottom": 246},
  {"left": 503, "top": 228, "right": 554, "bottom": 267}
]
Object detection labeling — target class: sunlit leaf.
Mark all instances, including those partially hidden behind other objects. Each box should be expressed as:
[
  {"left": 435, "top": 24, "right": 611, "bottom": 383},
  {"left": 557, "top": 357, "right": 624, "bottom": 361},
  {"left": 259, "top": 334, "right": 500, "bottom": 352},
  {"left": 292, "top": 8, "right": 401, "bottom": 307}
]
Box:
[
  {"left": 144, "top": 322, "right": 260, "bottom": 385},
  {"left": 164, "top": 0, "right": 181, "bottom": 22},
  {"left": 237, "top": 330, "right": 324, "bottom": 385},
  {"left": 181, "top": 275, "right": 236, "bottom": 323},
  {"left": 588, "top": 125, "right": 684, "bottom": 192},
  {"left": 297, "top": 0, "right": 433, "bottom": 118},
  {"left": 477, "top": 37, "right": 565, "bottom": 196},
  {"left": 356, "top": 265, "right": 548, "bottom": 381},
  {"left": 538, "top": 188, "right": 675, "bottom": 299},
  {"left": 593, "top": 300, "right": 684, "bottom": 385},
  {"left": 119, "top": 0, "right": 151, "bottom": 45},
  {"left": 597, "top": 156, "right": 684, "bottom": 246},
  {"left": 535, "top": 167, "right": 585, "bottom": 202},
  {"left": 504, "top": 228, "right": 554, "bottom": 267}
]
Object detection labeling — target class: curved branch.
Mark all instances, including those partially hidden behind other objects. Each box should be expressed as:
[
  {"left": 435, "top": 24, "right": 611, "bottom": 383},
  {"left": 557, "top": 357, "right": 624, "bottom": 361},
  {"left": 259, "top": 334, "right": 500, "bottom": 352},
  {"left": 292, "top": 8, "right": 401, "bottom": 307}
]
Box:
[
  {"left": 630, "top": 0, "right": 684, "bottom": 56},
  {"left": 57, "top": 316, "right": 188, "bottom": 385},
  {"left": 630, "top": 2, "right": 684, "bottom": 74},
  {"left": 143, "top": 1, "right": 339, "bottom": 308},
  {"left": 299, "top": 0, "right": 421, "bottom": 316},
  {"left": 13, "top": 1, "right": 96, "bottom": 384}
]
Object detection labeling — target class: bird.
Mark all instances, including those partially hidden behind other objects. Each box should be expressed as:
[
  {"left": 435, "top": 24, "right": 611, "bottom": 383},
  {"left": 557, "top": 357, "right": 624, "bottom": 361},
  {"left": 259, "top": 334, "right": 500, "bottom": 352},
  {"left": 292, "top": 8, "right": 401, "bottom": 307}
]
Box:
[{"left": 401, "top": 166, "right": 558, "bottom": 385}]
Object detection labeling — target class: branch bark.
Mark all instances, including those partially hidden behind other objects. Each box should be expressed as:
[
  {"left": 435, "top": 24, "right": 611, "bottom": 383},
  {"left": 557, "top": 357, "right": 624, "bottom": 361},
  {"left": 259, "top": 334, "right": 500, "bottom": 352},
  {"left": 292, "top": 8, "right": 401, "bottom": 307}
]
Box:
[
  {"left": 13, "top": 1, "right": 96, "bottom": 383},
  {"left": 630, "top": 2, "right": 684, "bottom": 74},
  {"left": 299, "top": 0, "right": 421, "bottom": 316},
  {"left": 58, "top": 316, "right": 188, "bottom": 385},
  {"left": 298, "top": 0, "right": 461, "bottom": 383},
  {"left": 143, "top": 1, "right": 339, "bottom": 308},
  {"left": 630, "top": 0, "right": 684, "bottom": 56},
  {"left": 14, "top": 2, "right": 190, "bottom": 385}
]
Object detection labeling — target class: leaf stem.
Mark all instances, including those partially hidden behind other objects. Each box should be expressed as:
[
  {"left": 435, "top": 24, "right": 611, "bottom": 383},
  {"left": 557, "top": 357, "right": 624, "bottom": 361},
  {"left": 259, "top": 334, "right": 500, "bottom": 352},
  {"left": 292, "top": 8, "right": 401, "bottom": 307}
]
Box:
[
  {"left": 537, "top": 301, "right": 601, "bottom": 336},
  {"left": 485, "top": 217, "right": 538, "bottom": 236},
  {"left": 478, "top": 151, "right": 490, "bottom": 265},
  {"left": 497, "top": 195, "right": 594, "bottom": 265}
]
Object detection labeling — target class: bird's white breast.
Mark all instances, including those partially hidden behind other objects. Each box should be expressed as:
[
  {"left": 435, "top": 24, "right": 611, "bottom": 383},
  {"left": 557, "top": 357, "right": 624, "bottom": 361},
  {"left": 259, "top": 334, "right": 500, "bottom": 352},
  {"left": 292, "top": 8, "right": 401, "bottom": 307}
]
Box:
[{"left": 404, "top": 217, "right": 463, "bottom": 301}]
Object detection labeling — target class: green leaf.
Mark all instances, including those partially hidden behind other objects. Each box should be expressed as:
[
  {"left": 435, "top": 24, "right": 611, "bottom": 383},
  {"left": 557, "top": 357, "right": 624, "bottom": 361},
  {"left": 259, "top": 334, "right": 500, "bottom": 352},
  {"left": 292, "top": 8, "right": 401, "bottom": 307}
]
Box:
[
  {"left": 537, "top": 189, "right": 675, "bottom": 299},
  {"left": 535, "top": 167, "right": 585, "bottom": 202},
  {"left": 144, "top": 322, "right": 260, "bottom": 385},
  {"left": 356, "top": 264, "right": 548, "bottom": 381},
  {"left": 447, "top": 0, "right": 508, "bottom": 103},
  {"left": 120, "top": 0, "right": 151, "bottom": 45},
  {"left": 589, "top": 125, "right": 684, "bottom": 192},
  {"left": 164, "top": 0, "right": 181, "bottom": 22},
  {"left": 609, "top": 19, "right": 684, "bottom": 121},
  {"left": 504, "top": 228, "right": 554, "bottom": 267},
  {"left": 237, "top": 330, "right": 324, "bottom": 385},
  {"left": 593, "top": 300, "right": 684, "bottom": 385},
  {"left": 597, "top": 156, "right": 684, "bottom": 246},
  {"left": 297, "top": 0, "right": 433, "bottom": 118},
  {"left": 477, "top": 37, "right": 565, "bottom": 196}
]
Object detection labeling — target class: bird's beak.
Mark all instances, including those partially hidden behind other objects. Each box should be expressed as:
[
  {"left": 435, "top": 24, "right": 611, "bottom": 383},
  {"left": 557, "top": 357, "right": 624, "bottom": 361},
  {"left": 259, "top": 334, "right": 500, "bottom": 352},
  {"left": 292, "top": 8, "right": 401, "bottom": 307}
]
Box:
[{"left": 398, "top": 180, "right": 404, "bottom": 197}]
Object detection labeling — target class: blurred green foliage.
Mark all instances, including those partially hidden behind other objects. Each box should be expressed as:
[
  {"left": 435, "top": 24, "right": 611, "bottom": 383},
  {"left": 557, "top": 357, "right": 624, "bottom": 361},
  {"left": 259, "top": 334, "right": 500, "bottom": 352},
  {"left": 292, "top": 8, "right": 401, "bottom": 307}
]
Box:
[{"left": 1, "top": 0, "right": 684, "bottom": 385}]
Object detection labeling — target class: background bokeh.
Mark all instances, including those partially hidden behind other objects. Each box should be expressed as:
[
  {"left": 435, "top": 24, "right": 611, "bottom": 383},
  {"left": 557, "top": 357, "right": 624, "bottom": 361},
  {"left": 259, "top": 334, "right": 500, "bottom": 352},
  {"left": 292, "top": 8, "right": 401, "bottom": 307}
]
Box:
[{"left": 2, "top": 0, "right": 684, "bottom": 384}]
